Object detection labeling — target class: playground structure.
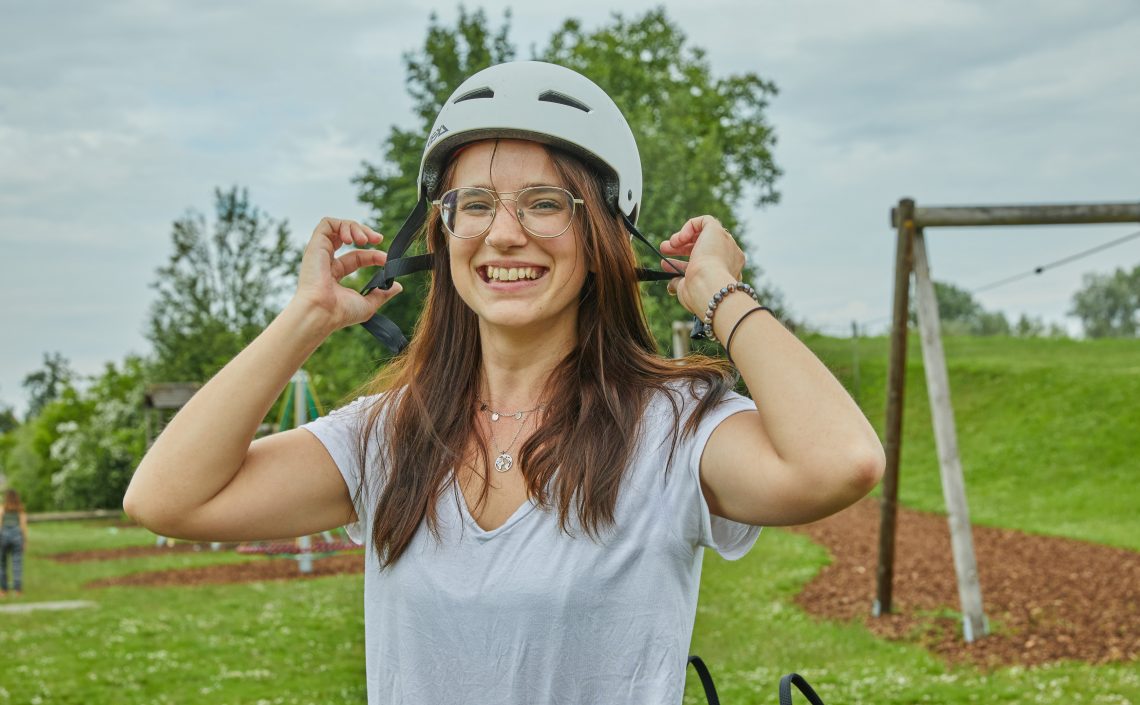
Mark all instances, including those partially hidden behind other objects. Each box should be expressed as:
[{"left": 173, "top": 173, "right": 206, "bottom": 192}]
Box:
[{"left": 875, "top": 198, "right": 1140, "bottom": 642}]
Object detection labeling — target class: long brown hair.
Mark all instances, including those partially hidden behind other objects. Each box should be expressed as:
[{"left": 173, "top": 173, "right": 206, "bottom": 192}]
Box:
[
  {"left": 3, "top": 490, "right": 23, "bottom": 513},
  {"left": 354, "top": 143, "right": 734, "bottom": 568}
]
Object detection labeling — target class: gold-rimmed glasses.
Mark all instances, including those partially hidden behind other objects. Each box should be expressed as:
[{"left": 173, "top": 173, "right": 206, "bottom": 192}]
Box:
[{"left": 433, "top": 186, "right": 584, "bottom": 239}]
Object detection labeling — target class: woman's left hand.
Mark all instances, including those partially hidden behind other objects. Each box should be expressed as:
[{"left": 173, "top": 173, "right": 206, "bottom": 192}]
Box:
[{"left": 659, "top": 215, "right": 746, "bottom": 316}]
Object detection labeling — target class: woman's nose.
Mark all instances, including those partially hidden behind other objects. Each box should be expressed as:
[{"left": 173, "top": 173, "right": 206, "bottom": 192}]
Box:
[{"left": 484, "top": 203, "right": 528, "bottom": 250}]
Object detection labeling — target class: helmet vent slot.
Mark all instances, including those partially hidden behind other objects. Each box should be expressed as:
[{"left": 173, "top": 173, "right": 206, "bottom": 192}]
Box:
[
  {"left": 538, "top": 90, "right": 591, "bottom": 113},
  {"left": 453, "top": 87, "right": 495, "bottom": 103}
]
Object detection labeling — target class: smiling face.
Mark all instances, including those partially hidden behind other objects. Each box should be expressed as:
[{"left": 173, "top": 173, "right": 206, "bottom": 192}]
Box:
[{"left": 443, "top": 139, "right": 590, "bottom": 345}]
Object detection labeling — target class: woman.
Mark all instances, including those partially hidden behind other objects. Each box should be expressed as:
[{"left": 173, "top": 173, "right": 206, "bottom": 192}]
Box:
[
  {"left": 125, "top": 61, "right": 884, "bottom": 703},
  {"left": 0, "top": 489, "right": 28, "bottom": 598}
]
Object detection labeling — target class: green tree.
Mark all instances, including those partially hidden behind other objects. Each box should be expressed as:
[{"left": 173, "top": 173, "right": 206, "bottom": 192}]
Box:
[
  {"left": 1069, "top": 264, "right": 1140, "bottom": 338},
  {"left": 354, "top": 7, "right": 786, "bottom": 353},
  {"left": 1, "top": 387, "right": 87, "bottom": 510},
  {"left": 49, "top": 356, "right": 148, "bottom": 509},
  {"left": 908, "top": 281, "right": 981, "bottom": 328},
  {"left": 147, "top": 186, "right": 302, "bottom": 383},
  {"left": 0, "top": 402, "right": 18, "bottom": 435},
  {"left": 1014, "top": 313, "right": 1046, "bottom": 338},
  {"left": 22, "top": 351, "right": 74, "bottom": 419},
  {"left": 971, "top": 310, "right": 1011, "bottom": 336},
  {"left": 907, "top": 280, "right": 1018, "bottom": 336}
]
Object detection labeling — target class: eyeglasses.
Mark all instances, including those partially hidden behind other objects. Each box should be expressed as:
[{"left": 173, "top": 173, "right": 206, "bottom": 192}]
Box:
[{"left": 433, "top": 186, "right": 584, "bottom": 239}]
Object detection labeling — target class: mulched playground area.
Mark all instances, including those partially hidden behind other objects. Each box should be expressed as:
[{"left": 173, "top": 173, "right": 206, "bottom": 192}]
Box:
[
  {"left": 57, "top": 499, "right": 1138, "bottom": 670},
  {"left": 790, "top": 498, "right": 1139, "bottom": 668}
]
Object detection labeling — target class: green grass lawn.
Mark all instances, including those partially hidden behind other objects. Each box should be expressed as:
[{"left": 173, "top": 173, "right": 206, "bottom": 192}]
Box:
[
  {"left": 808, "top": 333, "right": 1139, "bottom": 551},
  {"left": 3, "top": 334, "right": 1137, "bottom": 704}
]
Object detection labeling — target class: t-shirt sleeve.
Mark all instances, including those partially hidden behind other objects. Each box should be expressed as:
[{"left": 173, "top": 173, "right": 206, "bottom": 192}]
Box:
[
  {"left": 680, "top": 389, "right": 763, "bottom": 560},
  {"left": 299, "top": 394, "right": 380, "bottom": 545}
]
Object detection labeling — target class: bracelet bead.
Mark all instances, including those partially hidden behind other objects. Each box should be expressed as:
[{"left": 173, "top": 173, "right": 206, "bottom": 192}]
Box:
[{"left": 694, "top": 281, "right": 760, "bottom": 342}]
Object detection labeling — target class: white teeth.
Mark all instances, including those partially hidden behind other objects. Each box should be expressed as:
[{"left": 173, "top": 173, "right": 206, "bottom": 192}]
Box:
[{"left": 485, "top": 266, "right": 541, "bottom": 281}]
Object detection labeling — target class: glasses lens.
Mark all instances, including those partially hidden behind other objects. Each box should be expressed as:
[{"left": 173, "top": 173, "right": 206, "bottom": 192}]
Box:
[
  {"left": 517, "top": 187, "right": 575, "bottom": 238},
  {"left": 438, "top": 187, "right": 576, "bottom": 238},
  {"left": 441, "top": 188, "right": 496, "bottom": 239}
]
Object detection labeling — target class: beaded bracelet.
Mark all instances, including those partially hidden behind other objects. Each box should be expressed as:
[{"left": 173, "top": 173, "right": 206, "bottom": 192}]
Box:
[{"left": 697, "top": 281, "right": 760, "bottom": 342}]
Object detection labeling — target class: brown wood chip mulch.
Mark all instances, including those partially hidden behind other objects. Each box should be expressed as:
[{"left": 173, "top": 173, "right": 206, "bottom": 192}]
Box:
[
  {"left": 51, "top": 544, "right": 244, "bottom": 562},
  {"left": 85, "top": 553, "right": 365, "bottom": 588},
  {"left": 789, "top": 498, "right": 1139, "bottom": 669}
]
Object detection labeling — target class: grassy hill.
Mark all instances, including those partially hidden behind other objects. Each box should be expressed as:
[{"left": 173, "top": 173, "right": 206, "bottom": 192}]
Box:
[{"left": 805, "top": 333, "right": 1139, "bottom": 551}]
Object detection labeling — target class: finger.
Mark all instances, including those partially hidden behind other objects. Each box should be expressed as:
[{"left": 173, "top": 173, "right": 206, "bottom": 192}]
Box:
[
  {"left": 660, "top": 258, "right": 688, "bottom": 277},
  {"left": 677, "top": 214, "right": 724, "bottom": 245},
  {"left": 364, "top": 224, "right": 385, "bottom": 245},
  {"left": 338, "top": 220, "right": 354, "bottom": 246},
  {"left": 365, "top": 280, "right": 403, "bottom": 307},
  {"left": 350, "top": 222, "right": 371, "bottom": 247},
  {"left": 662, "top": 215, "right": 716, "bottom": 252},
  {"left": 311, "top": 217, "right": 349, "bottom": 252},
  {"left": 659, "top": 238, "right": 694, "bottom": 256},
  {"left": 332, "top": 248, "right": 388, "bottom": 279}
]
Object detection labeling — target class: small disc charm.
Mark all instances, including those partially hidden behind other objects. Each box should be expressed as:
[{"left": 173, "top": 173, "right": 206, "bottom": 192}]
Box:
[
  {"left": 491, "top": 412, "right": 500, "bottom": 422},
  {"left": 494, "top": 452, "right": 513, "bottom": 472},
  {"left": 514, "top": 411, "right": 523, "bottom": 420}
]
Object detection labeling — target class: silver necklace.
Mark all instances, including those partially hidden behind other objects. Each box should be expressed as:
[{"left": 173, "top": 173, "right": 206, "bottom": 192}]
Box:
[
  {"left": 478, "top": 398, "right": 544, "bottom": 472},
  {"left": 477, "top": 398, "right": 544, "bottom": 423}
]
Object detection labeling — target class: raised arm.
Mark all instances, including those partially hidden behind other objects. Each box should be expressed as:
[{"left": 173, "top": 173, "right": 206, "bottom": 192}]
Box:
[
  {"left": 661, "top": 216, "right": 886, "bottom": 526},
  {"left": 123, "top": 218, "right": 401, "bottom": 542}
]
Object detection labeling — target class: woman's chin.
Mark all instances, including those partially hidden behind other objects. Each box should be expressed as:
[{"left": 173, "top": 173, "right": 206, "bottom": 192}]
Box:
[{"left": 475, "top": 305, "right": 577, "bottom": 340}]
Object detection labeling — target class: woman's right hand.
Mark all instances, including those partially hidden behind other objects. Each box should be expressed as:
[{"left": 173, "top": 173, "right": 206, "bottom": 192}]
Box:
[{"left": 290, "top": 217, "right": 403, "bottom": 332}]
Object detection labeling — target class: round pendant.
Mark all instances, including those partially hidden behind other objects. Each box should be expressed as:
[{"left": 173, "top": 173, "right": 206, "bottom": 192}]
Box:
[
  {"left": 514, "top": 411, "right": 523, "bottom": 420},
  {"left": 491, "top": 412, "right": 500, "bottom": 422},
  {"left": 494, "top": 452, "right": 513, "bottom": 472}
]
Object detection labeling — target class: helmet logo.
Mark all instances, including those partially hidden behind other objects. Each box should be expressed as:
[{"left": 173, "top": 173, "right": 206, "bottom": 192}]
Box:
[{"left": 427, "top": 123, "right": 449, "bottom": 147}]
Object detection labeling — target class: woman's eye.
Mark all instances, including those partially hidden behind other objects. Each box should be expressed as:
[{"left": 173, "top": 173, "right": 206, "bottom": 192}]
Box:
[
  {"left": 528, "top": 200, "right": 562, "bottom": 212},
  {"left": 461, "top": 202, "right": 494, "bottom": 213}
]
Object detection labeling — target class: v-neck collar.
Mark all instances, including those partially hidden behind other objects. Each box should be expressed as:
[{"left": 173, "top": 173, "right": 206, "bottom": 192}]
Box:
[{"left": 452, "top": 481, "right": 540, "bottom": 541}]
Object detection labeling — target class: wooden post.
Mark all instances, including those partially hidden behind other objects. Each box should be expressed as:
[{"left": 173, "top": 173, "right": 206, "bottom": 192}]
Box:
[
  {"left": 293, "top": 370, "right": 313, "bottom": 573},
  {"left": 875, "top": 198, "right": 915, "bottom": 617},
  {"left": 672, "top": 320, "right": 693, "bottom": 359},
  {"left": 298, "top": 534, "right": 313, "bottom": 574},
  {"left": 912, "top": 228, "right": 988, "bottom": 642},
  {"left": 293, "top": 371, "right": 309, "bottom": 426},
  {"left": 894, "top": 201, "right": 1140, "bottom": 228}
]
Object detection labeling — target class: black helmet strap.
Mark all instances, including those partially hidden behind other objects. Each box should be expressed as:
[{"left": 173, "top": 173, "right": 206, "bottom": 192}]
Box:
[
  {"left": 357, "top": 197, "right": 430, "bottom": 353},
  {"left": 356, "top": 200, "right": 699, "bottom": 354}
]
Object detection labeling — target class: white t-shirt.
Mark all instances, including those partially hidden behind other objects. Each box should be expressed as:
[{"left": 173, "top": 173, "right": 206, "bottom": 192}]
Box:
[{"left": 301, "top": 383, "right": 762, "bottom": 705}]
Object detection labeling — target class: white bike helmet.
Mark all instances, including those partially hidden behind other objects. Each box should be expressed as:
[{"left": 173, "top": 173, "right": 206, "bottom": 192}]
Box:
[
  {"left": 418, "top": 61, "right": 643, "bottom": 223},
  {"left": 360, "top": 61, "right": 681, "bottom": 353}
]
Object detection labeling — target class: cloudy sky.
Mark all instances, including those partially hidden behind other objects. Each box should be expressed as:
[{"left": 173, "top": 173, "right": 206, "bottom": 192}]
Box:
[{"left": 2, "top": 0, "right": 1138, "bottom": 415}]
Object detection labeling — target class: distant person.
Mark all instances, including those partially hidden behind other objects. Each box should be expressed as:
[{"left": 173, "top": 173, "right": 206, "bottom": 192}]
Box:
[
  {"left": 124, "top": 61, "right": 885, "bottom": 703},
  {"left": 0, "top": 489, "right": 27, "bottom": 598}
]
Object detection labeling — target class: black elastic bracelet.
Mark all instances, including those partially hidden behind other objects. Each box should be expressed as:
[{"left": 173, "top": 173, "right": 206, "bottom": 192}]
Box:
[{"left": 725, "top": 306, "right": 773, "bottom": 366}]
